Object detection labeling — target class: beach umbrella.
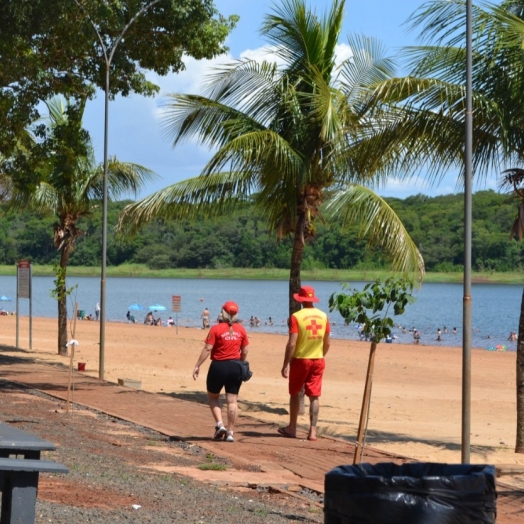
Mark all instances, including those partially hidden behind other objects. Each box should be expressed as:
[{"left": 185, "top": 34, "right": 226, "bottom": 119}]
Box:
[
  {"left": 0, "top": 295, "right": 12, "bottom": 301},
  {"left": 148, "top": 304, "right": 167, "bottom": 311},
  {"left": 128, "top": 303, "right": 144, "bottom": 311}
]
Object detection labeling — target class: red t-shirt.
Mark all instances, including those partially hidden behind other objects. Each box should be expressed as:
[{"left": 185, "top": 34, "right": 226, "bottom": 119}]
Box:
[{"left": 205, "top": 322, "right": 249, "bottom": 361}]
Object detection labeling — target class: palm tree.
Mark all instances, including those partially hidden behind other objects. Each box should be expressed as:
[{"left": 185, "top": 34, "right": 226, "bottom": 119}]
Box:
[
  {"left": 359, "top": 0, "right": 524, "bottom": 452},
  {"left": 119, "top": 0, "right": 424, "bottom": 317},
  {"left": 4, "top": 97, "right": 157, "bottom": 355},
  {"left": 501, "top": 169, "right": 524, "bottom": 452}
]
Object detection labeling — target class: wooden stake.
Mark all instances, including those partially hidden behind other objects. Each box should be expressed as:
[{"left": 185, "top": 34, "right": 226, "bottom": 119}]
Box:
[
  {"left": 353, "top": 341, "right": 377, "bottom": 465},
  {"left": 66, "top": 302, "right": 79, "bottom": 415}
]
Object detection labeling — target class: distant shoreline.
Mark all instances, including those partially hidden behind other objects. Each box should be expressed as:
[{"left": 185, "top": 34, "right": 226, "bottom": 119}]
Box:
[{"left": 0, "top": 264, "right": 522, "bottom": 285}]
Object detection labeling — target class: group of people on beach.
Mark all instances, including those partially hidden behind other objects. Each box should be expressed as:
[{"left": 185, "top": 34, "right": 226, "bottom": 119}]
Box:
[{"left": 192, "top": 285, "right": 330, "bottom": 443}]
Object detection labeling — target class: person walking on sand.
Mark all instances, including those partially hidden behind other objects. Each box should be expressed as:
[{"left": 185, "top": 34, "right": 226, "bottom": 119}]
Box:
[
  {"left": 193, "top": 301, "right": 249, "bottom": 443},
  {"left": 279, "top": 285, "right": 330, "bottom": 442},
  {"left": 95, "top": 302, "right": 100, "bottom": 321}
]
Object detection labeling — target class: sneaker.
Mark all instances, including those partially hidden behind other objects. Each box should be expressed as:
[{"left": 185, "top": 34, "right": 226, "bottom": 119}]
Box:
[
  {"left": 213, "top": 424, "right": 226, "bottom": 440},
  {"left": 225, "top": 431, "right": 234, "bottom": 442}
]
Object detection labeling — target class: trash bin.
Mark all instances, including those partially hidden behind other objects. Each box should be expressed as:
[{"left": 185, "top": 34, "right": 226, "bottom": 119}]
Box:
[
  {"left": 77, "top": 310, "right": 85, "bottom": 319},
  {"left": 324, "top": 462, "right": 497, "bottom": 524}
]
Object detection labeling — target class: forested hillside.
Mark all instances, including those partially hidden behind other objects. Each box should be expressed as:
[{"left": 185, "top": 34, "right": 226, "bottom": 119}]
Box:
[{"left": 0, "top": 190, "right": 521, "bottom": 272}]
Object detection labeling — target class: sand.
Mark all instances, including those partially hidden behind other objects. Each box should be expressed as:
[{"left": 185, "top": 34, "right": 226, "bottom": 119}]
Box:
[{"left": 0, "top": 314, "right": 522, "bottom": 467}]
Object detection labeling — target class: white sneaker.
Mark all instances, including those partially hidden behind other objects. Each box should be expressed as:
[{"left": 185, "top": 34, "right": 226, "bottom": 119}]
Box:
[
  {"left": 225, "top": 431, "right": 234, "bottom": 442},
  {"left": 213, "top": 424, "right": 226, "bottom": 440}
]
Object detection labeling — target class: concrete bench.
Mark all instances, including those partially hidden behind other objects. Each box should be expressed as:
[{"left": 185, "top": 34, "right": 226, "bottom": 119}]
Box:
[{"left": 0, "top": 457, "right": 68, "bottom": 524}]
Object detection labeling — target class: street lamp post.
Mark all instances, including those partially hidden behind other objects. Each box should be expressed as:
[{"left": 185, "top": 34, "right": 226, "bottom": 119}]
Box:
[
  {"left": 462, "top": 0, "right": 473, "bottom": 463},
  {"left": 73, "top": 0, "right": 163, "bottom": 379}
]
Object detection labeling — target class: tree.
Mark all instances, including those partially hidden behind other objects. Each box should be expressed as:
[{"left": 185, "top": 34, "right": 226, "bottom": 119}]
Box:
[
  {"left": 2, "top": 97, "right": 157, "bottom": 355},
  {"left": 501, "top": 169, "right": 524, "bottom": 452},
  {"left": 0, "top": 0, "right": 237, "bottom": 162},
  {"left": 361, "top": 0, "right": 524, "bottom": 452},
  {"left": 118, "top": 0, "right": 424, "bottom": 317},
  {"left": 329, "top": 277, "right": 415, "bottom": 463}
]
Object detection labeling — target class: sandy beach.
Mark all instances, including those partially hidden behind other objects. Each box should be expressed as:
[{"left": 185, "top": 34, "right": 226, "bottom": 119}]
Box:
[{"left": 0, "top": 314, "right": 521, "bottom": 467}]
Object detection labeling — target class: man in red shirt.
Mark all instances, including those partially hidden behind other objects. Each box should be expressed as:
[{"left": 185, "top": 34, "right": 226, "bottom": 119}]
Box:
[
  {"left": 193, "top": 301, "right": 249, "bottom": 442},
  {"left": 279, "top": 286, "right": 330, "bottom": 442}
]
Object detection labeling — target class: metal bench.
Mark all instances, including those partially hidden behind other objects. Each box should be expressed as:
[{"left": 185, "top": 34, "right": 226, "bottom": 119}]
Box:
[
  {"left": 0, "top": 423, "right": 68, "bottom": 523},
  {"left": 0, "top": 457, "right": 68, "bottom": 523},
  {"left": 0, "top": 423, "right": 56, "bottom": 460}
]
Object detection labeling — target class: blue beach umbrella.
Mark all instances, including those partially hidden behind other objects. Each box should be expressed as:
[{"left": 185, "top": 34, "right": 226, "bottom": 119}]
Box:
[
  {"left": 0, "top": 295, "right": 12, "bottom": 301},
  {"left": 128, "top": 303, "right": 144, "bottom": 311},
  {"left": 148, "top": 304, "right": 167, "bottom": 311}
]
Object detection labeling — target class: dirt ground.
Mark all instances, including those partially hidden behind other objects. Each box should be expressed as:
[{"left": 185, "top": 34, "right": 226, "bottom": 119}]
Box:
[
  {"left": 0, "top": 314, "right": 522, "bottom": 467},
  {"left": 0, "top": 383, "right": 324, "bottom": 523}
]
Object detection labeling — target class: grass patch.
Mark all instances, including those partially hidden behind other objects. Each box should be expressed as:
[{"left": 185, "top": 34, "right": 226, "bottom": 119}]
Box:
[
  {"left": 0, "top": 264, "right": 521, "bottom": 284},
  {"left": 198, "top": 462, "right": 228, "bottom": 471},
  {"left": 197, "top": 452, "right": 228, "bottom": 471}
]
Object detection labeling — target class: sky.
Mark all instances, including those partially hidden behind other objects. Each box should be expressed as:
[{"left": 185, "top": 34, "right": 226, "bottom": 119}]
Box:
[{"left": 80, "top": 0, "right": 497, "bottom": 200}]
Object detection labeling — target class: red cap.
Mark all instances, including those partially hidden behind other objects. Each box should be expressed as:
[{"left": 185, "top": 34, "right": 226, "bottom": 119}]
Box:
[
  {"left": 293, "top": 286, "right": 319, "bottom": 303},
  {"left": 222, "top": 301, "right": 239, "bottom": 315}
]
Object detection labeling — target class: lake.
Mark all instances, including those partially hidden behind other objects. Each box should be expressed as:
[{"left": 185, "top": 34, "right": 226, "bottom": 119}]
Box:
[{"left": 0, "top": 275, "right": 520, "bottom": 350}]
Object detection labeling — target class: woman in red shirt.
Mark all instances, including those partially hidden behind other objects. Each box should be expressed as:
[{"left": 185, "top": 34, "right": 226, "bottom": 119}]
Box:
[{"left": 193, "top": 301, "right": 249, "bottom": 442}]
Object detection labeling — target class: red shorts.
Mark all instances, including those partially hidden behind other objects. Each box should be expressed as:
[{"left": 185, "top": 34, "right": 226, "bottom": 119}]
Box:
[{"left": 289, "top": 358, "right": 325, "bottom": 397}]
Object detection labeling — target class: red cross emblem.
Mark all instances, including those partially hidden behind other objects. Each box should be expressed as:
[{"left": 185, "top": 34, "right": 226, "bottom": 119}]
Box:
[{"left": 306, "top": 320, "right": 322, "bottom": 336}]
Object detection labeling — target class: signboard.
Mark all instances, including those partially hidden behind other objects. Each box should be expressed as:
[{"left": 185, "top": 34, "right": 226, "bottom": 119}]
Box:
[
  {"left": 17, "top": 260, "right": 31, "bottom": 299},
  {"left": 172, "top": 295, "right": 181, "bottom": 312}
]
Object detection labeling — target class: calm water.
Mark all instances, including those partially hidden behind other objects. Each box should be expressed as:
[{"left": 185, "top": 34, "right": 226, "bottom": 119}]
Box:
[{"left": 0, "top": 276, "right": 520, "bottom": 350}]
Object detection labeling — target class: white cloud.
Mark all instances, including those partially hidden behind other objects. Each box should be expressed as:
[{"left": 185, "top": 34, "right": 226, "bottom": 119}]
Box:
[{"left": 335, "top": 43, "right": 353, "bottom": 66}]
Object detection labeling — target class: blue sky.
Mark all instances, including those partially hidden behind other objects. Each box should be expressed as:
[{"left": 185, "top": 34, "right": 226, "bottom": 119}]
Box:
[{"left": 80, "top": 0, "right": 496, "bottom": 200}]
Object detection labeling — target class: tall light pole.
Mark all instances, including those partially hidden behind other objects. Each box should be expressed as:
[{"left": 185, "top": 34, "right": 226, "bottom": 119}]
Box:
[
  {"left": 73, "top": 0, "right": 163, "bottom": 379},
  {"left": 462, "top": 0, "right": 473, "bottom": 463}
]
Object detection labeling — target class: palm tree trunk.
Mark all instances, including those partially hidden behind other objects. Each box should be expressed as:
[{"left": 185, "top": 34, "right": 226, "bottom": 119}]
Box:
[
  {"left": 57, "top": 248, "right": 71, "bottom": 356},
  {"left": 289, "top": 214, "right": 306, "bottom": 318},
  {"left": 516, "top": 287, "right": 524, "bottom": 453}
]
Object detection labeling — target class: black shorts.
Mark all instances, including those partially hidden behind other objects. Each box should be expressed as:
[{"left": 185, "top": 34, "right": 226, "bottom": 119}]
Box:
[{"left": 206, "top": 360, "right": 243, "bottom": 395}]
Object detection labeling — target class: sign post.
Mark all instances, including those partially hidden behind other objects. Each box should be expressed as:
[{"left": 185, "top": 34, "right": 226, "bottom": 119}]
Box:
[
  {"left": 172, "top": 295, "right": 181, "bottom": 335},
  {"left": 16, "top": 260, "right": 32, "bottom": 349}
]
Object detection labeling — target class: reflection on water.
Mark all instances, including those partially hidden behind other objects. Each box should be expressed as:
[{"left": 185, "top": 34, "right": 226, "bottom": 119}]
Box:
[{"left": 0, "top": 275, "right": 520, "bottom": 351}]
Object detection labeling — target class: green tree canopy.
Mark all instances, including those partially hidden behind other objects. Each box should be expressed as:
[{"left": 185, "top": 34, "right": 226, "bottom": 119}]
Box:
[{"left": 0, "top": 0, "right": 237, "bottom": 157}]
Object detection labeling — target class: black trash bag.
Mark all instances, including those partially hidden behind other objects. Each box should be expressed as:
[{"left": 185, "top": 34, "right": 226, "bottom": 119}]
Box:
[{"left": 324, "top": 462, "right": 497, "bottom": 524}]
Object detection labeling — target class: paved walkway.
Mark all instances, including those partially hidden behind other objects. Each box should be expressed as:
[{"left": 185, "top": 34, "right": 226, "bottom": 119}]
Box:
[{"left": 0, "top": 352, "right": 522, "bottom": 522}]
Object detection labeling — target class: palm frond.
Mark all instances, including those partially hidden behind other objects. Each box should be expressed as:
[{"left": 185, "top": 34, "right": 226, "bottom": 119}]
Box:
[
  {"left": 31, "top": 182, "right": 60, "bottom": 213},
  {"left": 324, "top": 185, "right": 425, "bottom": 280},
  {"left": 261, "top": 0, "right": 345, "bottom": 81},
  {"left": 161, "top": 94, "right": 267, "bottom": 150},
  {"left": 117, "top": 170, "right": 259, "bottom": 235},
  {"left": 339, "top": 34, "right": 396, "bottom": 103}
]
